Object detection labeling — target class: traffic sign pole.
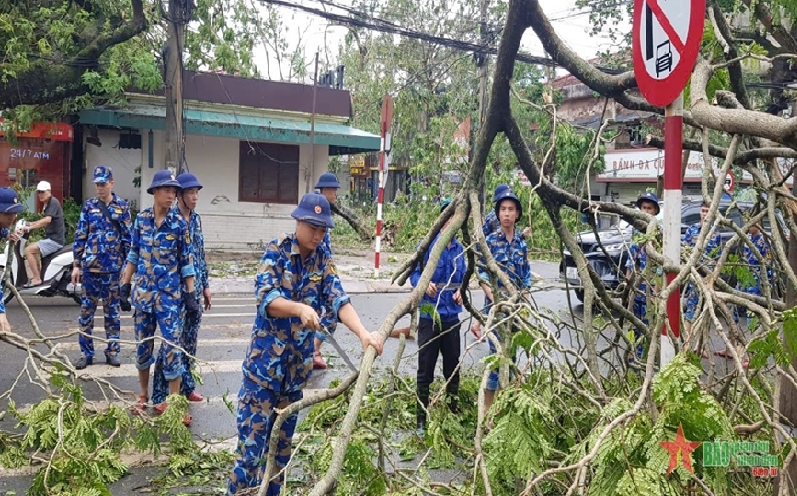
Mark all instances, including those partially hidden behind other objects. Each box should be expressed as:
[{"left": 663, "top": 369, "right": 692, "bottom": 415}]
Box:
[
  {"left": 375, "top": 95, "right": 394, "bottom": 277},
  {"left": 633, "top": 0, "right": 704, "bottom": 367},
  {"left": 661, "top": 93, "right": 683, "bottom": 365}
]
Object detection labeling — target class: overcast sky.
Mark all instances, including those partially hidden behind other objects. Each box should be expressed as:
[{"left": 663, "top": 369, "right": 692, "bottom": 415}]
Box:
[{"left": 251, "top": 0, "right": 631, "bottom": 81}]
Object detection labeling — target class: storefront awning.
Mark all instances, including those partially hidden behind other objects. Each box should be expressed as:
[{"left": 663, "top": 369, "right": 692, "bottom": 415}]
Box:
[{"left": 78, "top": 105, "right": 380, "bottom": 156}]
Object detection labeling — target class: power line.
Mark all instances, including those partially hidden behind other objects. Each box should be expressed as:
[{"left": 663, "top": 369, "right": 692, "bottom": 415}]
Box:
[
  {"left": 262, "top": 0, "right": 626, "bottom": 74},
  {"left": 261, "top": 0, "right": 560, "bottom": 67}
]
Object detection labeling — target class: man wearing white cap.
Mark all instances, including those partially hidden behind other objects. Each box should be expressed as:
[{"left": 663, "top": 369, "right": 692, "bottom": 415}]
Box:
[{"left": 12, "top": 181, "right": 65, "bottom": 287}]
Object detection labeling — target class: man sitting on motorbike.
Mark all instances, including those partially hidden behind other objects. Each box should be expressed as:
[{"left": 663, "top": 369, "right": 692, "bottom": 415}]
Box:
[
  {"left": 11, "top": 181, "right": 66, "bottom": 287},
  {"left": 0, "top": 188, "right": 26, "bottom": 331}
]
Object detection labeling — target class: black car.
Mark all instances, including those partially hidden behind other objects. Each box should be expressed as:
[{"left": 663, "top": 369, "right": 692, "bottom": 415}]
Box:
[{"left": 559, "top": 200, "right": 787, "bottom": 303}]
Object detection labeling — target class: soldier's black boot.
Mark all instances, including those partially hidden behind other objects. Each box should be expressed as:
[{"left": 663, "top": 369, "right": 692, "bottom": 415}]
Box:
[{"left": 416, "top": 386, "right": 430, "bottom": 435}]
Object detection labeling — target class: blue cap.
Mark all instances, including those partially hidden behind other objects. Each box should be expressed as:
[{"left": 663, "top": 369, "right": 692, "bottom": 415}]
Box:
[
  {"left": 0, "top": 188, "right": 24, "bottom": 214},
  {"left": 440, "top": 198, "right": 453, "bottom": 212},
  {"left": 636, "top": 191, "right": 660, "bottom": 214},
  {"left": 92, "top": 166, "right": 113, "bottom": 183},
  {"left": 176, "top": 172, "right": 203, "bottom": 191},
  {"left": 493, "top": 183, "right": 510, "bottom": 202},
  {"left": 147, "top": 170, "right": 181, "bottom": 195},
  {"left": 315, "top": 172, "right": 341, "bottom": 189},
  {"left": 291, "top": 193, "right": 335, "bottom": 228},
  {"left": 494, "top": 190, "right": 523, "bottom": 219}
]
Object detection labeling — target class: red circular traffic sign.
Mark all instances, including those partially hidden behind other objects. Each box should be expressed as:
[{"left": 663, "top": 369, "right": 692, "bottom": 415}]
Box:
[
  {"left": 632, "top": 0, "right": 705, "bottom": 106},
  {"left": 724, "top": 171, "right": 735, "bottom": 192}
]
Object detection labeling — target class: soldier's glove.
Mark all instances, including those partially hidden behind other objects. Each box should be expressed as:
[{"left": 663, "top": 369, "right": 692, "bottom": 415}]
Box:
[
  {"left": 184, "top": 291, "right": 200, "bottom": 319},
  {"left": 120, "top": 283, "right": 132, "bottom": 312}
]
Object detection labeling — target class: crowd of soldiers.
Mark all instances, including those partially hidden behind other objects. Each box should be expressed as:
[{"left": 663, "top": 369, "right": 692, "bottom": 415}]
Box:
[
  {"left": 625, "top": 192, "right": 770, "bottom": 368},
  {"left": 2, "top": 166, "right": 770, "bottom": 494}
]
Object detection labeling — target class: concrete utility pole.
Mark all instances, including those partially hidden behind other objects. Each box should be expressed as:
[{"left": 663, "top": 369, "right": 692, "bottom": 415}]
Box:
[
  {"left": 476, "top": 0, "right": 490, "bottom": 215},
  {"left": 164, "top": 0, "right": 188, "bottom": 174}
]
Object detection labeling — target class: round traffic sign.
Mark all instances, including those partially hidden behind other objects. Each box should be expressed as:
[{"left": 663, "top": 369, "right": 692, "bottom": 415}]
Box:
[
  {"left": 724, "top": 171, "right": 735, "bottom": 193},
  {"left": 632, "top": 0, "right": 706, "bottom": 106}
]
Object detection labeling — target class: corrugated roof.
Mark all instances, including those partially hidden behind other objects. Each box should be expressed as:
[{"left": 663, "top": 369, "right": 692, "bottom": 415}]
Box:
[{"left": 78, "top": 105, "right": 379, "bottom": 156}]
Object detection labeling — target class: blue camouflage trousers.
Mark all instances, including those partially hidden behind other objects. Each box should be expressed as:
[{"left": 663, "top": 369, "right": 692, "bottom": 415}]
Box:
[
  {"left": 152, "top": 293, "right": 203, "bottom": 404},
  {"left": 78, "top": 272, "right": 121, "bottom": 360},
  {"left": 485, "top": 323, "right": 519, "bottom": 391},
  {"left": 134, "top": 302, "right": 183, "bottom": 382},
  {"left": 227, "top": 378, "right": 302, "bottom": 496},
  {"left": 629, "top": 298, "right": 647, "bottom": 362}
]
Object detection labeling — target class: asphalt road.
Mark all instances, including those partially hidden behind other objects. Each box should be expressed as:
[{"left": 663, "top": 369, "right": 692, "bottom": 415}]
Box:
[{"left": 0, "top": 260, "right": 740, "bottom": 493}]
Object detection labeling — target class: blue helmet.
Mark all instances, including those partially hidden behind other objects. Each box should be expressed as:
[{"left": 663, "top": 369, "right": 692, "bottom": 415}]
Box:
[
  {"left": 0, "top": 188, "right": 24, "bottom": 214},
  {"left": 92, "top": 165, "right": 113, "bottom": 183},
  {"left": 493, "top": 183, "right": 510, "bottom": 202},
  {"left": 440, "top": 198, "right": 453, "bottom": 213},
  {"left": 636, "top": 191, "right": 660, "bottom": 215},
  {"left": 291, "top": 193, "right": 335, "bottom": 228},
  {"left": 147, "top": 170, "right": 181, "bottom": 195},
  {"left": 315, "top": 172, "right": 341, "bottom": 189},
  {"left": 494, "top": 190, "right": 522, "bottom": 219},
  {"left": 176, "top": 173, "right": 203, "bottom": 191}
]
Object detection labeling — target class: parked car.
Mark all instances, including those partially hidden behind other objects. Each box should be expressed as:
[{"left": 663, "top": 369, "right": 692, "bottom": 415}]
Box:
[{"left": 559, "top": 200, "right": 787, "bottom": 303}]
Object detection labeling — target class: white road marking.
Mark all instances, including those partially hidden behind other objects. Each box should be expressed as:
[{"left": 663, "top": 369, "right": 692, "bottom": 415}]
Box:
[
  {"left": 69, "top": 359, "right": 246, "bottom": 378},
  {"left": 52, "top": 337, "right": 252, "bottom": 351}
]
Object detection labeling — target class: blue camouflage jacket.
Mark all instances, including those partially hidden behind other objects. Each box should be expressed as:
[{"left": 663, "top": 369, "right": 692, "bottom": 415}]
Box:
[
  {"left": 126, "top": 207, "right": 195, "bottom": 312},
  {"left": 410, "top": 234, "right": 466, "bottom": 322},
  {"left": 482, "top": 210, "right": 500, "bottom": 236},
  {"left": 0, "top": 227, "right": 7, "bottom": 314},
  {"left": 477, "top": 229, "right": 531, "bottom": 312},
  {"left": 625, "top": 240, "right": 651, "bottom": 300},
  {"left": 73, "top": 194, "right": 132, "bottom": 274},
  {"left": 683, "top": 223, "right": 722, "bottom": 259},
  {"left": 741, "top": 233, "right": 771, "bottom": 293},
  {"left": 182, "top": 209, "right": 209, "bottom": 293},
  {"left": 244, "top": 233, "right": 350, "bottom": 393},
  {"left": 323, "top": 229, "right": 332, "bottom": 253}
]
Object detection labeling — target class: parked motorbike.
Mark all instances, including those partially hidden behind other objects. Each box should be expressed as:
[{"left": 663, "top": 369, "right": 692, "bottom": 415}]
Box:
[{"left": 0, "top": 219, "right": 81, "bottom": 304}]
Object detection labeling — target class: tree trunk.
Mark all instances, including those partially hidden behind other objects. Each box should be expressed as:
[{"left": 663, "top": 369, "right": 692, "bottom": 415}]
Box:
[{"left": 331, "top": 202, "right": 373, "bottom": 241}]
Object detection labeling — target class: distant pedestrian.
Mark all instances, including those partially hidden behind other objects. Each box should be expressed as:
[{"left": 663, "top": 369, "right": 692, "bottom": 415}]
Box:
[
  {"left": 120, "top": 170, "right": 198, "bottom": 426},
  {"left": 312, "top": 172, "right": 341, "bottom": 370},
  {"left": 410, "top": 198, "right": 466, "bottom": 435},
  {"left": 14, "top": 181, "right": 65, "bottom": 287},
  {"left": 471, "top": 190, "right": 531, "bottom": 417},
  {"left": 625, "top": 192, "right": 660, "bottom": 364},
  {"left": 226, "top": 193, "right": 383, "bottom": 496},
  {"left": 71, "top": 166, "right": 132, "bottom": 369},
  {"left": 152, "top": 172, "right": 211, "bottom": 406}
]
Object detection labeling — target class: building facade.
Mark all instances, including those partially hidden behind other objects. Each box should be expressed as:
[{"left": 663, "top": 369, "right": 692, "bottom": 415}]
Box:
[{"left": 76, "top": 70, "right": 380, "bottom": 250}]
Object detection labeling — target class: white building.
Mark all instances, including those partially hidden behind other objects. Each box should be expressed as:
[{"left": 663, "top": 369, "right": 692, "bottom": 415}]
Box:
[
  {"left": 77, "top": 71, "right": 380, "bottom": 250},
  {"left": 591, "top": 147, "right": 795, "bottom": 204}
]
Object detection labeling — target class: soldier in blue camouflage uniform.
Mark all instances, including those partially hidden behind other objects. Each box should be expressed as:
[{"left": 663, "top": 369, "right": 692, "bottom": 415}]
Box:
[
  {"left": 482, "top": 184, "right": 509, "bottom": 236},
  {"left": 226, "top": 193, "right": 383, "bottom": 496},
  {"left": 152, "top": 173, "right": 211, "bottom": 405},
  {"left": 625, "top": 192, "right": 661, "bottom": 364},
  {"left": 727, "top": 223, "right": 770, "bottom": 367},
  {"left": 119, "top": 170, "right": 198, "bottom": 425},
  {"left": 311, "top": 172, "right": 341, "bottom": 370},
  {"left": 471, "top": 190, "right": 531, "bottom": 416},
  {"left": 71, "top": 166, "right": 132, "bottom": 370},
  {"left": 682, "top": 201, "right": 722, "bottom": 341},
  {"left": 0, "top": 188, "right": 25, "bottom": 333}
]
